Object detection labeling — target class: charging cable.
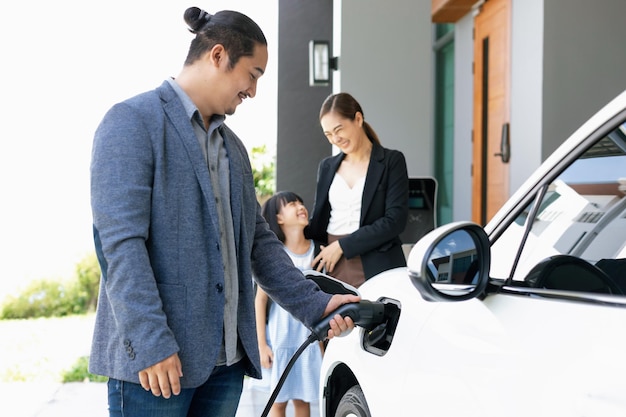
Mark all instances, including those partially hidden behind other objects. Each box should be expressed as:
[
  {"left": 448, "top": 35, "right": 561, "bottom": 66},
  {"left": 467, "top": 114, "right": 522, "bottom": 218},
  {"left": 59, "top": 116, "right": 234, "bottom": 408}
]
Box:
[{"left": 260, "top": 300, "right": 386, "bottom": 417}]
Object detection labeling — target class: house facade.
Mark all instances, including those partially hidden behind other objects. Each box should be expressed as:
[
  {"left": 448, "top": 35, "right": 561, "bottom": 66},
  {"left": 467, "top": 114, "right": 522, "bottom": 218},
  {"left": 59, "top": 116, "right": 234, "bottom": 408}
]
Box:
[{"left": 276, "top": 0, "right": 626, "bottom": 233}]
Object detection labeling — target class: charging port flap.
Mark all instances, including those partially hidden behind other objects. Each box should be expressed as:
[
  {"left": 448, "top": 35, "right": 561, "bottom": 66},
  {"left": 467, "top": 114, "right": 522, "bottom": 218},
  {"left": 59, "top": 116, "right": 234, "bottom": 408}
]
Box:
[{"left": 362, "top": 298, "right": 401, "bottom": 356}]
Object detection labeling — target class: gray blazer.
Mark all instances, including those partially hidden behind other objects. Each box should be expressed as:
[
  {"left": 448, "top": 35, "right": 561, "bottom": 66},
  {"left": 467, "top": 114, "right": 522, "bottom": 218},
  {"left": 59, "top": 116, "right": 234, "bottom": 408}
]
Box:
[{"left": 89, "top": 81, "right": 331, "bottom": 388}]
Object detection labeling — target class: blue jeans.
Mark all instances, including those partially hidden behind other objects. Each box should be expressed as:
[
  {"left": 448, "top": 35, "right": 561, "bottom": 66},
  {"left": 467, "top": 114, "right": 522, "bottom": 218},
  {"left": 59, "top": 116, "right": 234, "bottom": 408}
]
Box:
[{"left": 107, "top": 361, "right": 246, "bottom": 417}]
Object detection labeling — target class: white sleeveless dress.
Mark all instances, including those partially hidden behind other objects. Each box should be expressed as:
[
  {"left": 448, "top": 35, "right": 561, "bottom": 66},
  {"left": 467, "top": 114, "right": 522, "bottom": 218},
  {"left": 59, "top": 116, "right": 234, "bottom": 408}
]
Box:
[{"left": 252, "top": 240, "right": 323, "bottom": 403}]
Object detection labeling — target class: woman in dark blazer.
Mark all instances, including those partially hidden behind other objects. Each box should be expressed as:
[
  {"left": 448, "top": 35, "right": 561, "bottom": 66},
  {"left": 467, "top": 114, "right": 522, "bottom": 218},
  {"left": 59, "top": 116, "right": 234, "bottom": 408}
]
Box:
[{"left": 306, "top": 93, "right": 409, "bottom": 288}]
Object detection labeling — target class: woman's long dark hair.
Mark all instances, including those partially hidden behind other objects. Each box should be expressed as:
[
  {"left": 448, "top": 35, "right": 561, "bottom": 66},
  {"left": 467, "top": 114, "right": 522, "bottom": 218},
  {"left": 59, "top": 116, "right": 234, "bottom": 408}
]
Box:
[{"left": 319, "top": 92, "right": 381, "bottom": 145}]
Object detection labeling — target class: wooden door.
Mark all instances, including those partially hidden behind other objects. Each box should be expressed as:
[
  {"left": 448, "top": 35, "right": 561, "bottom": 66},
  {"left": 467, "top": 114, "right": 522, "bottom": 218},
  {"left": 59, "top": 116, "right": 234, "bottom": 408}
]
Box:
[{"left": 472, "top": 0, "right": 511, "bottom": 225}]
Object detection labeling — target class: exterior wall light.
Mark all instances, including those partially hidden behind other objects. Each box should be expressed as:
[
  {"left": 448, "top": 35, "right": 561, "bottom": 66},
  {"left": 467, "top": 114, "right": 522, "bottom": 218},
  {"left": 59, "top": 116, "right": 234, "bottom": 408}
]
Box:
[{"left": 309, "top": 40, "right": 338, "bottom": 87}]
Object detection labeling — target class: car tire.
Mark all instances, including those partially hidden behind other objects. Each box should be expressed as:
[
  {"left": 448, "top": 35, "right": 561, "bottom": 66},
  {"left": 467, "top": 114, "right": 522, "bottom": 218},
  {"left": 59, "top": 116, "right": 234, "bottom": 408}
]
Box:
[{"left": 334, "top": 385, "right": 371, "bottom": 417}]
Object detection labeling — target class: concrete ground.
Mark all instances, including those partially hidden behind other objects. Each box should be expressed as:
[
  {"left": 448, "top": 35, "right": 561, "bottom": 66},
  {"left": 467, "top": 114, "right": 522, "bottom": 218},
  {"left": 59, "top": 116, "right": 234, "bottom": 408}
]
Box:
[
  {"left": 1, "top": 313, "right": 320, "bottom": 417},
  {"left": 1, "top": 378, "right": 319, "bottom": 417}
]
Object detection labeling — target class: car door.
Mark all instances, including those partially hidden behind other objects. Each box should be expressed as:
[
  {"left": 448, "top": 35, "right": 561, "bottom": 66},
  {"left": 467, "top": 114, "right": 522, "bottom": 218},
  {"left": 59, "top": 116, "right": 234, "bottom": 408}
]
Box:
[{"left": 479, "top": 107, "right": 626, "bottom": 415}]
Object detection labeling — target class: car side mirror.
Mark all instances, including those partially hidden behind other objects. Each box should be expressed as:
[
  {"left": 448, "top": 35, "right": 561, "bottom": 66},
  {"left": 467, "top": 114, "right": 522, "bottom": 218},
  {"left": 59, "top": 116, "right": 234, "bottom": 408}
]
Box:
[{"left": 408, "top": 221, "right": 491, "bottom": 302}]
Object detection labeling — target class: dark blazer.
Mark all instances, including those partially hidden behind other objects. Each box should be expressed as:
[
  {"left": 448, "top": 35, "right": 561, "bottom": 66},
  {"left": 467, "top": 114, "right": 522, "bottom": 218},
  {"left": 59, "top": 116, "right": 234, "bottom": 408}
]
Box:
[
  {"left": 306, "top": 143, "right": 409, "bottom": 280},
  {"left": 89, "top": 81, "right": 331, "bottom": 388}
]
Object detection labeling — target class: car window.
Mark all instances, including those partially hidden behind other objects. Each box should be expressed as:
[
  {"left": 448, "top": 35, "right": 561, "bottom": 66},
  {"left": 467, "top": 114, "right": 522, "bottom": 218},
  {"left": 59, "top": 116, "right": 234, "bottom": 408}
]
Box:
[
  {"left": 489, "top": 200, "right": 535, "bottom": 279},
  {"left": 494, "top": 121, "right": 626, "bottom": 294}
]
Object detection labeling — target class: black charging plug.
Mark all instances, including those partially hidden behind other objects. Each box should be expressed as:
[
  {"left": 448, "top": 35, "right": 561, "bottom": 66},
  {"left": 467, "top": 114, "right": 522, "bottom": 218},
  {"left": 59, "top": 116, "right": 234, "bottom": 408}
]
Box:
[{"left": 310, "top": 300, "right": 386, "bottom": 341}]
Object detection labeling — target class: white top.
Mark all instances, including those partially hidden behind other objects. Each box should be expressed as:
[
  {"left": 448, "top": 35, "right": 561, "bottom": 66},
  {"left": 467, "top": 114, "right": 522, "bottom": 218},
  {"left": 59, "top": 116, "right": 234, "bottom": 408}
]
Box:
[{"left": 327, "top": 174, "right": 365, "bottom": 235}]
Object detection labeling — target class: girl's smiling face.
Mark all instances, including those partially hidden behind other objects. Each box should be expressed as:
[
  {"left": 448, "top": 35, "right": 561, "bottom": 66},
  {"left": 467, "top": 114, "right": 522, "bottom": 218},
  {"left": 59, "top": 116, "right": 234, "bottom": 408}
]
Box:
[{"left": 277, "top": 199, "right": 309, "bottom": 228}]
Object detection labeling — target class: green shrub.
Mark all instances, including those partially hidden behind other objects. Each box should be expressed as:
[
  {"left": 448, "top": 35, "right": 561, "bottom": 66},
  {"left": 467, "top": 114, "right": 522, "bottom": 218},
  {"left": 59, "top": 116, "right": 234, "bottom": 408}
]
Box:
[
  {"left": 74, "top": 253, "right": 100, "bottom": 313},
  {"left": 0, "top": 279, "right": 78, "bottom": 319},
  {"left": 250, "top": 145, "right": 276, "bottom": 199},
  {"left": 61, "top": 356, "right": 108, "bottom": 383},
  {"left": 0, "top": 253, "right": 101, "bottom": 320}
]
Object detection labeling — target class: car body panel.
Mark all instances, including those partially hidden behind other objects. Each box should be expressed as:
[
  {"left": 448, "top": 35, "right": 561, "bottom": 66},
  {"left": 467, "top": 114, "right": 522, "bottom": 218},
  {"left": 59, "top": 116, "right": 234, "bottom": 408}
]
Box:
[{"left": 323, "top": 270, "right": 626, "bottom": 416}]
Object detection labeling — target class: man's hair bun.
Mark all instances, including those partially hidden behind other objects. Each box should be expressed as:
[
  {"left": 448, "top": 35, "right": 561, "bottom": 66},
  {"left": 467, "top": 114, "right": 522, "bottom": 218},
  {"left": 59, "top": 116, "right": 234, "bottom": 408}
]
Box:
[{"left": 184, "top": 6, "right": 212, "bottom": 33}]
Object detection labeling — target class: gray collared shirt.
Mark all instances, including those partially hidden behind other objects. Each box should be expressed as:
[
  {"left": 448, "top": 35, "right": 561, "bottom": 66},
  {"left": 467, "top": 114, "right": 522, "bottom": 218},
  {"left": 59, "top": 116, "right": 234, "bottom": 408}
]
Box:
[{"left": 167, "top": 78, "right": 242, "bottom": 366}]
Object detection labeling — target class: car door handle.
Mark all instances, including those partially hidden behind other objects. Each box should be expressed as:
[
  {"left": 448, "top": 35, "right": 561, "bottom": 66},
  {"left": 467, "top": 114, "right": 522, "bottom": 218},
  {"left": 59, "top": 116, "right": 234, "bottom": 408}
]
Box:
[{"left": 494, "top": 122, "right": 511, "bottom": 163}]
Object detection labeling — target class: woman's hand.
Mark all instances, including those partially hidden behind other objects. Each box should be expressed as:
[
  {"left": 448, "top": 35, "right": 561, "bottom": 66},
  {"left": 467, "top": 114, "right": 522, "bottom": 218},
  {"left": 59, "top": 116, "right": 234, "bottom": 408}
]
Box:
[{"left": 314, "top": 240, "right": 344, "bottom": 273}]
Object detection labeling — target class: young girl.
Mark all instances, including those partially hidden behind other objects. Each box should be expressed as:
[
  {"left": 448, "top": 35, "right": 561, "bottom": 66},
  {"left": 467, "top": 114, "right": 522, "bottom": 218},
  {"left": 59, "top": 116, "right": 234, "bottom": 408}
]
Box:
[{"left": 255, "top": 191, "right": 323, "bottom": 417}]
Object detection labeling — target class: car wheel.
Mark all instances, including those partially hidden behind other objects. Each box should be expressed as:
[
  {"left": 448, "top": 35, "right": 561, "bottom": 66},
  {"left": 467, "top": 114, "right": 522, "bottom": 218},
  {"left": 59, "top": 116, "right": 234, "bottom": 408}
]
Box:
[{"left": 334, "top": 385, "right": 371, "bottom": 417}]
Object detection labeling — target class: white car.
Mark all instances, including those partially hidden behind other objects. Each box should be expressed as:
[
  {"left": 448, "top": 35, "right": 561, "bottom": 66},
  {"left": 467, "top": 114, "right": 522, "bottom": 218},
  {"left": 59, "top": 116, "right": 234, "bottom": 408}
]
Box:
[{"left": 320, "top": 89, "right": 626, "bottom": 417}]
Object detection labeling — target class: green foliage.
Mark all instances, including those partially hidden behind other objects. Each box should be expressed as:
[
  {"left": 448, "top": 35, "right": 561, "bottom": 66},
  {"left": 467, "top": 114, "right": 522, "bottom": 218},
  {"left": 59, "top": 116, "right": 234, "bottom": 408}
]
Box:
[
  {"left": 61, "top": 356, "right": 108, "bottom": 383},
  {"left": 74, "top": 253, "right": 100, "bottom": 313},
  {"left": 1, "top": 253, "right": 101, "bottom": 320},
  {"left": 250, "top": 145, "right": 276, "bottom": 198},
  {"left": 0, "top": 279, "right": 77, "bottom": 319}
]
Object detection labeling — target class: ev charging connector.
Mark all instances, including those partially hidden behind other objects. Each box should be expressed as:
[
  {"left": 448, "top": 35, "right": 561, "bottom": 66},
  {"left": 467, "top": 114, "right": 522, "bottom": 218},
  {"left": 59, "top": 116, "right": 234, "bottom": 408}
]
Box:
[{"left": 260, "top": 300, "right": 387, "bottom": 417}]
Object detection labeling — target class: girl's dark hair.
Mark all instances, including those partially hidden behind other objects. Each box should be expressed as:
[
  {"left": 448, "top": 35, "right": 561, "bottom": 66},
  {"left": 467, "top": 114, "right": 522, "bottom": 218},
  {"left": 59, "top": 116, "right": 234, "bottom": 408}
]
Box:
[
  {"left": 319, "top": 92, "right": 381, "bottom": 146},
  {"left": 261, "top": 191, "right": 304, "bottom": 243},
  {"left": 183, "top": 7, "right": 267, "bottom": 69}
]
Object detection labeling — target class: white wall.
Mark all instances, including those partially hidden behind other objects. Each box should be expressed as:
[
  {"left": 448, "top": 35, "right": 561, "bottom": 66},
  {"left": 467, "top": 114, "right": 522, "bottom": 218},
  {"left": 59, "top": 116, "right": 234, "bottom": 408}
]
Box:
[
  {"left": 452, "top": 13, "right": 475, "bottom": 221},
  {"left": 542, "top": 0, "right": 626, "bottom": 158},
  {"left": 510, "top": 0, "right": 544, "bottom": 192},
  {"left": 337, "top": 0, "right": 433, "bottom": 177}
]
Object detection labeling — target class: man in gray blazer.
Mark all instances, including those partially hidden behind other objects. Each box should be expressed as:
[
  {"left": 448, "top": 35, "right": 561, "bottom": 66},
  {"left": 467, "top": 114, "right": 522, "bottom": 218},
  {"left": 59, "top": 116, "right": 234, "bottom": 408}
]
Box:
[{"left": 89, "top": 7, "right": 358, "bottom": 417}]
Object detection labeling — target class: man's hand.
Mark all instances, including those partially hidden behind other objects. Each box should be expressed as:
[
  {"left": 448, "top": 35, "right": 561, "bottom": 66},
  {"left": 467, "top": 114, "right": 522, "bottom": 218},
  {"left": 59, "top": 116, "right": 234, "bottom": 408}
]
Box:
[
  {"left": 138, "top": 353, "right": 183, "bottom": 398},
  {"left": 323, "top": 294, "right": 361, "bottom": 339}
]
